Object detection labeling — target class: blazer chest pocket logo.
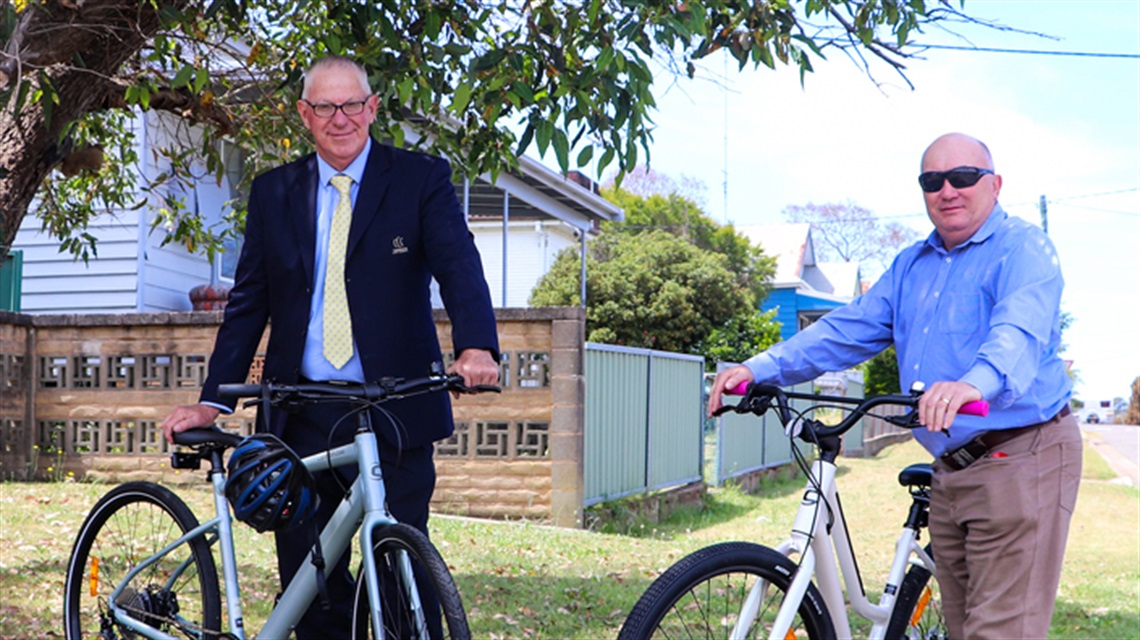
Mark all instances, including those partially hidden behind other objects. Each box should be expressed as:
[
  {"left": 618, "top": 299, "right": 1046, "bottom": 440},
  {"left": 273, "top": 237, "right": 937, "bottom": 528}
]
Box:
[{"left": 392, "top": 236, "right": 409, "bottom": 255}]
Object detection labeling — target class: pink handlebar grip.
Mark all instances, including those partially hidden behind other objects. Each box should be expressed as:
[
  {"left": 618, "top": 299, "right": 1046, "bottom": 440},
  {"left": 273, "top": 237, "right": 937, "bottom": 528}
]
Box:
[
  {"left": 959, "top": 400, "right": 990, "bottom": 417},
  {"left": 728, "top": 381, "right": 750, "bottom": 396}
]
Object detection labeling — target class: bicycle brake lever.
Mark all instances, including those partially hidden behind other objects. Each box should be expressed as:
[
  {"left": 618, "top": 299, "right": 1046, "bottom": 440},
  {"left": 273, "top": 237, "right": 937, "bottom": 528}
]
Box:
[{"left": 888, "top": 409, "right": 952, "bottom": 437}]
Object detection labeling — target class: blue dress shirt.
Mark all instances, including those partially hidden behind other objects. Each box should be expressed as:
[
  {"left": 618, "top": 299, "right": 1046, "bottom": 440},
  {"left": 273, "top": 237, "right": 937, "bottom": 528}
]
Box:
[
  {"left": 299, "top": 140, "right": 372, "bottom": 382},
  {"left": 744, "top": 204, "right": 1071, "bottom": 457}
]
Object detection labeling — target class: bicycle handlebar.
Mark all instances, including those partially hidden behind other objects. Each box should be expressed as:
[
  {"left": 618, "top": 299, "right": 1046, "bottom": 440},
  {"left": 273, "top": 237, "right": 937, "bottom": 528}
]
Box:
[
  {"left": 217, "top": 371, "right": 501, "bottom": 408},
  {"left": 718, "top": 381, "right": 988, "bottom": 440}
]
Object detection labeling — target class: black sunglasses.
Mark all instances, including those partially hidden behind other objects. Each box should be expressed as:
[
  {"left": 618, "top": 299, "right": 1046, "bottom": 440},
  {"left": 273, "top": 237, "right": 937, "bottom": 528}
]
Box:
[{"left": 918, "top": 166, "right": 994, "bottom": 193}]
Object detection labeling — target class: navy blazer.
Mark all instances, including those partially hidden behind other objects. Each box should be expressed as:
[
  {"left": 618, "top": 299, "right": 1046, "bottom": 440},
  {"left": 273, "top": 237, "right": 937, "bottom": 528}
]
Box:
[{"left": 200, "top": 141, "right": 499, "bottom": 448}]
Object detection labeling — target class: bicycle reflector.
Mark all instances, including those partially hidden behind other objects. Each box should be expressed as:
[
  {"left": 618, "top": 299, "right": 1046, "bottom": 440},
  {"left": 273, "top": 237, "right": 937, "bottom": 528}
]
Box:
[
  {"left": 224, "top": 434, "right": 319, "bottom": 533},
  {"left": 89, "top": 557, "right": 99, "bottom": 597}
]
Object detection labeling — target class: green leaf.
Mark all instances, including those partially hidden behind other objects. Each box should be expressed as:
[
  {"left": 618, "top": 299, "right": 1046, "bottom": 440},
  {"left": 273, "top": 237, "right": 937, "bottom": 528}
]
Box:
[
  {"left": 471, "top": 49, "right": 506, "bottom": 73},
  {"left": 444, "top": 42, "right": 472, "bottom": 57},
  {"left": 516, "top": 122, "right": 535, "bottom": 155},
  {"left": 451, "top": 82, "right": 473, "bottom": 114},
  {"left": 173, "top": 65, "right": 194, "bottom": 88},
  {"left": 576, "top": 145, "right": 594, "bottom": 167},
  {"left": 535, "top": 120, "right": 554, "bottom": 156},
  {"left": 597, "top": 147, "right": 615, "bottom": 177},
  {"left": 194, "top": 67, "right": 210, "bottom": 93},
  {"left": 397, "top": 77, "right": 414, "bottom": 105},
  {"left": 389, "top": 121, "right": 405, "bottom": 147},
  {"left": 509, "top": 81, "right": 536, "bottom": 105},
  {"left": 552, "top": 128, "right": 569, "bottom": 172},
  {"left": 596, "top": 47, "right": 615, "bottom": 71}
]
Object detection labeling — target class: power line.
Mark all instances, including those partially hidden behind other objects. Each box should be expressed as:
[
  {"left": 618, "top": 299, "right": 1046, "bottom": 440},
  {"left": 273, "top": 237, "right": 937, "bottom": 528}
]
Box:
[
  {"left": 1047, "top": 187, "right": 1140, "bottom": 203},
  {"left": 917, "top": 43, "right": 1140, "bottom": 59},
  {"left": 1048, "top": 202, "right": 1140, "bottom": 217}
]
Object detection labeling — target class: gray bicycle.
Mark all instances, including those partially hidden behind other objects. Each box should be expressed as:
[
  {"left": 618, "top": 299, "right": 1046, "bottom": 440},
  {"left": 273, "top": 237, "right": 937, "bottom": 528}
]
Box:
[{"left": 64, "top": 366, "right": 497, "bottom": 639}]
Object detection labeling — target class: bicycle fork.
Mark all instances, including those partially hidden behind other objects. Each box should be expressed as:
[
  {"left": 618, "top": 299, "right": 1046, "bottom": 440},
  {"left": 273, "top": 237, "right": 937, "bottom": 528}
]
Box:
[
  {"left": 731, "top": 459, "right": 837, "bottom": 640},
  {"left": 353, "top": 425, "right": 430, "bottom": 640}
]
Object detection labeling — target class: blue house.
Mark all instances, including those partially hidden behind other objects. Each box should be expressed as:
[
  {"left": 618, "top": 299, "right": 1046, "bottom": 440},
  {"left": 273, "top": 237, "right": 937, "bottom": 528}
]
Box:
[{"left": 739, "top": 223, "right": 863, "bottom": 341}]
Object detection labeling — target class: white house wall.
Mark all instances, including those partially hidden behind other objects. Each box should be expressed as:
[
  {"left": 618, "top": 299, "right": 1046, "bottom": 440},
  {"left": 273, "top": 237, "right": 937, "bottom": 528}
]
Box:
[
  {"left": 14, "top": 203, "right": 142, "bottom": 313},
  {"left": 468, "top": 221, "right": 580, "bottom": 308},
  {"left": 138, "top": 111, "right": 224, "bottom": 312},
  {"left": 12, "top": 110, "right": 222, "bottom": 313}
]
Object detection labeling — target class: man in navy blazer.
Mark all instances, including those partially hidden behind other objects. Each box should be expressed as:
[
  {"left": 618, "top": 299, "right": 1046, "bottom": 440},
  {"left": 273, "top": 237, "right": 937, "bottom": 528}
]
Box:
[{"left": 163, "top": 55, "right": 500, "bottom": 637}]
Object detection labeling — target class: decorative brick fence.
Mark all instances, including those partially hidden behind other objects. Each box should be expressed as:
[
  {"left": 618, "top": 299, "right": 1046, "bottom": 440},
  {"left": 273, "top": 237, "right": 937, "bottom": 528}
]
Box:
[{"left": 0, "top": 307, "right": 586, "bottom": 527}]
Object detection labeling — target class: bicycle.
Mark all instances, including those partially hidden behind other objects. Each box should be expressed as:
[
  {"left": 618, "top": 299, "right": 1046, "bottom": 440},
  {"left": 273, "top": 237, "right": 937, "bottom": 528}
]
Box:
[
  {"left": 618, "top": 382, "right": 988, "bottom": 640},
  {"left": 64, "top": 366, "right": 499, "bottom": 640}
]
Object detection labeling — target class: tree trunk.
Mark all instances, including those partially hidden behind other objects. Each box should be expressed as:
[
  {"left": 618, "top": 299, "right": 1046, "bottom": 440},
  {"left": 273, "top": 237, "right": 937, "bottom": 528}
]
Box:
[{"left": 0, "top": 0, "right": 188, "bottom": 259}]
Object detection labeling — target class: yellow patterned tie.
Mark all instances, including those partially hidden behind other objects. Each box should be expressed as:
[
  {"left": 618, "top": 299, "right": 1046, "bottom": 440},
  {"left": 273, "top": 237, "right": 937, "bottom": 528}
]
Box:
[{"left": 323, "top": 175, "right": 355, "bottom": 368}]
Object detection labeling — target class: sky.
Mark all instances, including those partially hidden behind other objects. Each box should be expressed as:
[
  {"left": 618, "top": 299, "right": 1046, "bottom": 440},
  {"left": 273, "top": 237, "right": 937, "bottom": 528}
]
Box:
[{"left": 612, "top": 0, "right": 1140, "bottom": 406}]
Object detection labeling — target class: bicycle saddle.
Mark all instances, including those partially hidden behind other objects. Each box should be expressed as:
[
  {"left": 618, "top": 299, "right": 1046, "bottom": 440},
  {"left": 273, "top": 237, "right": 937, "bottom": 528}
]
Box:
[
  {"left": 898, "top": 463, "right": 933, "bottom": 488},
  {"left": 172, "top": 427, "right": 244, "bottom": 449}
]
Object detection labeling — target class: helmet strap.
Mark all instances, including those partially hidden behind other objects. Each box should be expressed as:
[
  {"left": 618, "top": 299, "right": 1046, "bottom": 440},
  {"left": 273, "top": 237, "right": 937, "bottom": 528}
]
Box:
[{"left": 310, "top": 526, "right": 331, "bottom": 612}]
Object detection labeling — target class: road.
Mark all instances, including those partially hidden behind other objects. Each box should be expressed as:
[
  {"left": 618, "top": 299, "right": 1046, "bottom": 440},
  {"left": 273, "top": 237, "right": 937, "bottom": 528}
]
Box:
[{"left": 1081, "top": 420, "right": 1140, "bottom": 486}]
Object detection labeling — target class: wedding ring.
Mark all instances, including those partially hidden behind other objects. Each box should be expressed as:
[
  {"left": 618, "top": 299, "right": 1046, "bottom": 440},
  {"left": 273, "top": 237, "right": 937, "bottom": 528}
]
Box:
[{"left": 940, "top": 398, "right": 951, "bottom": 404}]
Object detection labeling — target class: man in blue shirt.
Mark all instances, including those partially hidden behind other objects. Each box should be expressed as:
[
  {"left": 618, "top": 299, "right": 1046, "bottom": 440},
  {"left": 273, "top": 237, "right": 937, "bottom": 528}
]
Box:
[{"left": 709, "top": 133, "right": 1080, "bottom": 639}]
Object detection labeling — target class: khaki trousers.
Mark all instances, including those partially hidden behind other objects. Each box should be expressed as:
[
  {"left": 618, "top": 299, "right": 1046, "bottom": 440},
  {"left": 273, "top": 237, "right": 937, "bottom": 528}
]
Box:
[{"left": 930, "top": 412, "right": 1081, "bottom": 639}]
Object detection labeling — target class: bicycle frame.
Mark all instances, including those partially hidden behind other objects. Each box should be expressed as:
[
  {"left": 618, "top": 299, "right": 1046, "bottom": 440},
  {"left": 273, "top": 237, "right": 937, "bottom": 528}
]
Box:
[
  {"left": 102, "top": 424, "right": 417, "bottom": 639},
  {"left": 735, "top": 456, "right": 935, "bottom": 640}
]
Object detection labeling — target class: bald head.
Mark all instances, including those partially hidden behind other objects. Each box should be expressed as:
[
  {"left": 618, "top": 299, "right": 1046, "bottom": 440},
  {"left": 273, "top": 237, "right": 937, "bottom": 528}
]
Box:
[{"left": 922, "top": 133, "right": 994, "bottom": 172}]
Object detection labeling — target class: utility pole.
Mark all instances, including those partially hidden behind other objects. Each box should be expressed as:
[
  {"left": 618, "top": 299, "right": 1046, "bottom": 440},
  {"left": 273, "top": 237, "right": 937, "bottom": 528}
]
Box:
[{"left": 1039, "top": 195, "right": 1048, "bottom": 234}]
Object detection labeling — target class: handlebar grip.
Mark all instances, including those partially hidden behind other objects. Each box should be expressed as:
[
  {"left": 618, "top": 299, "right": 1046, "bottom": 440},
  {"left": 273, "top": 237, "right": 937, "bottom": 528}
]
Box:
[
  {"left": 217, "top": 383, "right": 263, "bottom": 399},
  {"left": 727, "top": 380, "right": 750, "bottom": 396},
  {"left": 959, "top": 400, "right": 989, "bottom": 417}
]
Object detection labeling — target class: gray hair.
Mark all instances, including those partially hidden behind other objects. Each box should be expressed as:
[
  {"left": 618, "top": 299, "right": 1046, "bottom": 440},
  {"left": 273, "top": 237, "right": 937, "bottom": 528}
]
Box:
[{"left": 301, "top": 56, "right": 371, "bottom": 100}]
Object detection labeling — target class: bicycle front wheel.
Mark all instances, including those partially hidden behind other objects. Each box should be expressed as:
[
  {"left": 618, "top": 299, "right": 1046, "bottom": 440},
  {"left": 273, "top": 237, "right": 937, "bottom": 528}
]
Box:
[
  {"left": 885, "top": 545, "right": 947, "bottom": 640},
  {"left": 352, "top": 522, "right": 470, "bottom": 640},
  {"left": 63, "top": 481, "right": 221, "bottom": 640},
  {"left": 618, "top": 541, "right": 834, "bottom": 639}
]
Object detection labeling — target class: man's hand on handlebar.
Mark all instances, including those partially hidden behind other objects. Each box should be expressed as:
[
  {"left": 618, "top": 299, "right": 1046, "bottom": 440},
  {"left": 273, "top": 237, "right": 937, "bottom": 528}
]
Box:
[
  {"left": 448, "top": 348, "right": 500, "bottom": 396},
  {"left": 918, "top": 381, "right": 983, "bottom": 432},
  {"left": 162, "top": 404, "right": 221, "bottom": 444},
  {"left": 708, "top": 365, "right": 755, "bottom": 418}
]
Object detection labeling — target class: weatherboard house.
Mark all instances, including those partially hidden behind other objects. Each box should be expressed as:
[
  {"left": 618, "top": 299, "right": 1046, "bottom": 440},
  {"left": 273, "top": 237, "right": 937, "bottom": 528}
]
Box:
[
  {"left": 8, "top": 110, "right": 621, "bottom": 314},
  {"left": 737, "top": 223, "right": 863, "bottom": 340}
]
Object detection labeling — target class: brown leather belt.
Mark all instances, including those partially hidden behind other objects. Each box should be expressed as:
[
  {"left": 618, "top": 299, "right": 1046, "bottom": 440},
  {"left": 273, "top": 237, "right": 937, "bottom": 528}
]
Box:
[{"left": 940, "top": 405, "right": 1071, "bottom": 471}]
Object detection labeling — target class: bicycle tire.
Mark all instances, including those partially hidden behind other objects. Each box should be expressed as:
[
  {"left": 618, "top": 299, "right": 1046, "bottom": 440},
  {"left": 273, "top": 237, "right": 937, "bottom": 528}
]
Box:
[
  {"left": 63, "top": 481, "right": 221, "bottom": 640},
  {"left": 618, "top": 541, "right": 834, "bottom": 640},
  {"left": 885, "top": 545, "right": 947, "bottom": 640},
  {"left": 352, "top": 522, "right": 470, "bottom": 640}
]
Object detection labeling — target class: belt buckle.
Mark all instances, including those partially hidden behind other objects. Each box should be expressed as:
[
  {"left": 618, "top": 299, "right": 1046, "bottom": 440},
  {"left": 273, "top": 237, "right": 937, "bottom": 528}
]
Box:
[{"left": 943, "top": 438, "right": 986, "bottom": 470}]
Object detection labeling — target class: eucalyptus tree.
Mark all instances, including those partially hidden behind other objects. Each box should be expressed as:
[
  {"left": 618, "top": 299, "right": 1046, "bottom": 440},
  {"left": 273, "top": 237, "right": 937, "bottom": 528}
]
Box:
[{"left": 1, "top": 0, "right": 988, "bottom": 260}]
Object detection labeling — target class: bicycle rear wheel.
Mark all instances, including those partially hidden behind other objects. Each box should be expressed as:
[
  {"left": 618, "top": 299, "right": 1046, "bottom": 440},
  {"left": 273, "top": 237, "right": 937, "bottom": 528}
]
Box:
[
  {"left": 618, "top": 541, "right": 834, "bottom": 639},
  {"left": 352, "top": 522, "right": 470, "bottom": 639},
  {"left": 885, "top": 545, "right": 947, "bottom": 640},
  {"left": 63, "top": 481, "right": 221, "bottom": 640}
]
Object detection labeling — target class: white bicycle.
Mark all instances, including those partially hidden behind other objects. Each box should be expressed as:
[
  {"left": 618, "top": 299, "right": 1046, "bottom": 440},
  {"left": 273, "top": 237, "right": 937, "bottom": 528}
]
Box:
[
  {"left": 619, "top": 382, "right": 987, "bottom": 640},
  {"left": 64, "top": 366, "right": 498, "bottom": 639}
]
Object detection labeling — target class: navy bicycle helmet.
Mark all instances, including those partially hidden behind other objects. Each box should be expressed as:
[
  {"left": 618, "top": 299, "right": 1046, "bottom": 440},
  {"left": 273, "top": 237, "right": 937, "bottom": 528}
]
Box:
[{"left": 224, "top": 434, "right": 319, "bottom": 533}]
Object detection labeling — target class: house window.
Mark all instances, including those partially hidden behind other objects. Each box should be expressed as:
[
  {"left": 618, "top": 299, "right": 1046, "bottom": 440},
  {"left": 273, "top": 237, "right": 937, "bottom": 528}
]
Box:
[
  {"left": 798, "top": 310, "right": 830, "bottom": 331},
  {"left": 217, "top": 141, "right": 248, "bottom": 282}
]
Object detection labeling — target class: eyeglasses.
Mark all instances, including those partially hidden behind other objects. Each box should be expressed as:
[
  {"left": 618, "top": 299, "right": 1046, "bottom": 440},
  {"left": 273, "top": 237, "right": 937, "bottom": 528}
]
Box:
[
  {"left": 918, "top": 166, "right": 994, "bottom": 193},
  {"left": 302, "top": 98, "right": 370, "bottom": 118}
]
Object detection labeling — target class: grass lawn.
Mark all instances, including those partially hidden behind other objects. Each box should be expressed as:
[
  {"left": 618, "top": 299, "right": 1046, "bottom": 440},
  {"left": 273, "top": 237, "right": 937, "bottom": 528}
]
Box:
[{"left": 2, "top": 438, "right": 1136, "bottom": 638}]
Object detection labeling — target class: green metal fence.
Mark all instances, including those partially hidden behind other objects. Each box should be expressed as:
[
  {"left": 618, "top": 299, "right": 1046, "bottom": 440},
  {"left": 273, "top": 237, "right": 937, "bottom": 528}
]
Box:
[
  {"left": 0, "top": 251, "right": 22, "bottom": 312},
  {"left": 715, "top": 379, "right": 816, "bottom": 485},
  {"left": 584, "top": 343, "right": 704, "bottom": 506}
]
